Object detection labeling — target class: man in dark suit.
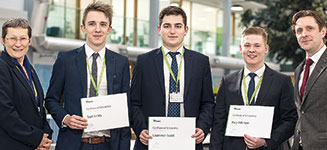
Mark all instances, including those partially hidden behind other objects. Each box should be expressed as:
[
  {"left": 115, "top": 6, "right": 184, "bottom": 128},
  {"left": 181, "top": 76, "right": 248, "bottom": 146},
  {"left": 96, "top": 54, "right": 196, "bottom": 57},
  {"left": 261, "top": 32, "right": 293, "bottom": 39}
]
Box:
[
  {"left": 45, "top": 2, "right": 130, "bottom": 150},
  {"left": 209, "top": 27, "right": 297, "bottom": 150},
  {"left": 291, "top": 10, "right": 327, "bottom": 150},
  {"left": 0, "top": 18, "right": 52, "bottom": 150},
  {"left": 130, "top": 6, "right": 215, "bottom": 150}
]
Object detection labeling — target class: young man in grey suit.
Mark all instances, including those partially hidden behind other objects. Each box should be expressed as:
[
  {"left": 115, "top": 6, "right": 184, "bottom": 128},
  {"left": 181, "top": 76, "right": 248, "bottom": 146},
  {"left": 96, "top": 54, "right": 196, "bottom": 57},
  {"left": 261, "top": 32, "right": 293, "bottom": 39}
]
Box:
[
  {"left": 130, "top": 6, "right": 215, "bottom": 150},
  {"left": 209, "top": 27, "right": 297, "bottom": 150},
  {"left": 291, "top": 10, "right": 327, "bottom": 150},
  {"left": 45, "top": 2, "right": 130, "bottom": 150}
]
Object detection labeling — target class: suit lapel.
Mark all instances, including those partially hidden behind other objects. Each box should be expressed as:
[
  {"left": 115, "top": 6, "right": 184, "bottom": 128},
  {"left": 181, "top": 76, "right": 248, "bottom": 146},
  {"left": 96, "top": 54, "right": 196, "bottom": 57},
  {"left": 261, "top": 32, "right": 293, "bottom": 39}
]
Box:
[
  {"left": 294, "top": 61, "right": 304, "bottom": 104},
  {"left": 75, "top": 46, "right": 87, "bottom": 97},
  {"left": 13, "top": 67, "right": 35, "bottom": 99},
  {"left": 153, "top": 48, "right": 165, "bottom": 95},
  {"left": 30, "top": 68, "right": 43, "bottom": 110},
  {"left": 303, "top": 49, "right": 327, "bottom": 102},
  {"left": 184, "top": 49, "right": 193, "bottom": 99},
  {"left": 106, "top": 49, "right": 115, "bottom": 94},
  {"left": 255, "top": 65, "right": 273, "bottom": 105},
  {"left": 236, "top": 69, "right": 245, "bottom": 105},
  {"left": 3, "top": 52, "right": 38, "bottom": 109}
]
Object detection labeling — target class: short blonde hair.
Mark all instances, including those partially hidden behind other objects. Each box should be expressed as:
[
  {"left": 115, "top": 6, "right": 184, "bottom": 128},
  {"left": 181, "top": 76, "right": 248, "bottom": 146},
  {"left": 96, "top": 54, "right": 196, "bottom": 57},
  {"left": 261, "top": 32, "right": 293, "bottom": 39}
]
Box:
[{"left": 242, "top": 26, "right": 268, "bottom": 44}]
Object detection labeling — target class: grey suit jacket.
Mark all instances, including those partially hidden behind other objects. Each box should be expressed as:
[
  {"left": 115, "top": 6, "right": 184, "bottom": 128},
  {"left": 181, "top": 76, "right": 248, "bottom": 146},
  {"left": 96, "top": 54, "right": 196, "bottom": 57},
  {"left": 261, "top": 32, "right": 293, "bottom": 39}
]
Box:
[{"left": 292, "top": 48, "right": 327, "bottom": 150}]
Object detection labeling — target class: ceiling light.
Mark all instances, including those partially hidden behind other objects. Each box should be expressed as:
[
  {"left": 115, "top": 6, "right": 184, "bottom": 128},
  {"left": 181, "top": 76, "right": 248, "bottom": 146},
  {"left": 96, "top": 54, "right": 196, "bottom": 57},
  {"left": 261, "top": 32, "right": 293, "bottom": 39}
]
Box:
[{"left": 231, "top": 5, "right": 243, "bottom": 11}]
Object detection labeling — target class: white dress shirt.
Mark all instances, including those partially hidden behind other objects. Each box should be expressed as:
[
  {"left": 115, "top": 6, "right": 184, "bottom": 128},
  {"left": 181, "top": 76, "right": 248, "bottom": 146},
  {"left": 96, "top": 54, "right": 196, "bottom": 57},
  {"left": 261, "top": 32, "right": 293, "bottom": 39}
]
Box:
[
  {"left": 298, "top": 45, "right": 326, "bottom": 91},
  {"left": 163, "top": 46, "right": 185, "bottom": 117},
  {"left": 82, "top": 43, "right": 110, "bottom": 138},
  {"left": 241, "top": 65, "right": 266, "bottom": 105}
]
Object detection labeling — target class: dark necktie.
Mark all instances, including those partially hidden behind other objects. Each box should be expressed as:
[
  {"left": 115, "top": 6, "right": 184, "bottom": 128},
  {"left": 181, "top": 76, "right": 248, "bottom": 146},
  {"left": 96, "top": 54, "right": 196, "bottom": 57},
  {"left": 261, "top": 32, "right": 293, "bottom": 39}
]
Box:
[
  {"left": 248, "top": 73, "right": 256, "bottom": 105},
  {"left": 300, "top": 58, "right": 313, "bottom": 100},
  {"left": 89, "top": 53, "right": 99, "bottom": 97},
  {"left": 168, "top": 52, "right": 180, "bottom": 117}
]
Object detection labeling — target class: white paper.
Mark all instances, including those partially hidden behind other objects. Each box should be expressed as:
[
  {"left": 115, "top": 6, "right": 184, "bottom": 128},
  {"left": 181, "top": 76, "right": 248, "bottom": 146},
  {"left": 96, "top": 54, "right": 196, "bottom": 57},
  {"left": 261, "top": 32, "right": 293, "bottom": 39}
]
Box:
[
  {"left": 225, "top": 105, "right": 274, "bottom": 138},
  {"left": 81, "top": 93, "right": 129, "bottom": 132},
  {"left": 148, "top": 117, "right": 195, "bottom": 150}
]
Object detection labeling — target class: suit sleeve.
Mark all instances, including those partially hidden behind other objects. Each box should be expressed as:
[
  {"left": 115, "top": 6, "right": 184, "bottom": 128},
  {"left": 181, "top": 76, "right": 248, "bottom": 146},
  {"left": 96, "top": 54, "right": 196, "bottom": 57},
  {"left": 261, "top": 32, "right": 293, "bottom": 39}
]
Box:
[
  {"left": 119, "top": 56, "right": 131, "bottom": 150},
  {"left": 196, "top": 56, "right": 215, "bottom": 136},
  {"left": 209, "top": 77, "right": 227, "bottom": 150},
  {"left": 0, "top": 62, "right": 43, "bottom": 148},
  {"left": 130, "top": 55, "right": 147, "bottom": 137},
  {"left": 45, "top": 51, "right": 69, "bottom": 127},
  {"left": 266, "top": 76, "right": 298, "bottom": 149}
]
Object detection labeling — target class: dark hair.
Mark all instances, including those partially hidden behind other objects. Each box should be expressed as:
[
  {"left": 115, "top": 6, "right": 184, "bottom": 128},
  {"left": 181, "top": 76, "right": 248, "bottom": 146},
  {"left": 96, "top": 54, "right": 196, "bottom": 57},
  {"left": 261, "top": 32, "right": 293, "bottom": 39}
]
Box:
[
  {"left": 242, "top": 26, "right": 268, "bottom": 44},
  {"left": 292, "top": 10, "right": 325, "bottom": 34},
  {"left": 158, "top": 6, "right": 187, "bottom": 27},
  {"left": 2, "top": 18, "right": 31, "bottom": 39},
  {"left": 82, "top": 1, "right": 113, "bottom": 26}
]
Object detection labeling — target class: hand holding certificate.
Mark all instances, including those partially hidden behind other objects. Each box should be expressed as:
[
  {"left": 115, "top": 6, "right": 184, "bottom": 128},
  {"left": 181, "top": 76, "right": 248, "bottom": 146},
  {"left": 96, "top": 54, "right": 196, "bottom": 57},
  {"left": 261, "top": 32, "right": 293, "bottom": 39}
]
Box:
[
  {"left": 81, "top": 93, "right": 129, "bottom": 132},
  {"left": 225, "top": 105, "right": 274, "bottom": 138},
  {"left": 148, "top": 117, "right": 195, "bottom": 150}
]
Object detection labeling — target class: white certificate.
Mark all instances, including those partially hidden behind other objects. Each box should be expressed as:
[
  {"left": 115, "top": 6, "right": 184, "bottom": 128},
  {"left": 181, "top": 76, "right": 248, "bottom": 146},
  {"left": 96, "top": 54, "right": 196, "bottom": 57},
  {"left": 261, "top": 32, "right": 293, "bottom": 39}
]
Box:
[
  {"left": 81, "top": 93, "right": 129, "bottom": 132},
  {"left": 225, "top": 105, "right": 274, "bottom": 138},
  {"left": 149, "top": 117, "right": 195, "bottom": 150}
]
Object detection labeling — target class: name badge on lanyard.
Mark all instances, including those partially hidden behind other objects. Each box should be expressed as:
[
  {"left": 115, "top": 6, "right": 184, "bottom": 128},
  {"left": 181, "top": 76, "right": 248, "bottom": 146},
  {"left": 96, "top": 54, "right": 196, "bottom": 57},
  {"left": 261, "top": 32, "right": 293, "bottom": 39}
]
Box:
[
  {"left": 162, "top": 47, "right": 185, "bottom": 103},
  {"left": 169, "top": 92, "right": 183, "bottom": 103}
]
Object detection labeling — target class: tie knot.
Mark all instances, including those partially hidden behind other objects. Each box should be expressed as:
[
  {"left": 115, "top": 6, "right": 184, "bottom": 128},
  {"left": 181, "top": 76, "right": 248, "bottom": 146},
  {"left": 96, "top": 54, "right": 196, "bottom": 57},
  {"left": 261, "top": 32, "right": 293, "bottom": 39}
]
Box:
[
  {"left": 168, "top": 52, "right": 180, "bottom": 58},
  {"left": 248, "top": 73, "right": 256, "bottom": 78},
  {"left": 92, "top": 53, "right": 99, "bottom": 60},
  {"left": 305, "top": 58, "right": 313, "bottom": 66}
]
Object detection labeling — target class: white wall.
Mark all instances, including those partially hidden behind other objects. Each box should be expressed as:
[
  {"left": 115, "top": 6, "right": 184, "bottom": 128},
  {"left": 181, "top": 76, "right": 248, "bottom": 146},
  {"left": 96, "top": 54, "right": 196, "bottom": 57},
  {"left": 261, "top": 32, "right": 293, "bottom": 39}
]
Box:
[
  {"left": 0, "top": 0, "right": 27, "bottom": 50},
  {"left": 0, "top": 0, "right": 24, "bottom": 11}
]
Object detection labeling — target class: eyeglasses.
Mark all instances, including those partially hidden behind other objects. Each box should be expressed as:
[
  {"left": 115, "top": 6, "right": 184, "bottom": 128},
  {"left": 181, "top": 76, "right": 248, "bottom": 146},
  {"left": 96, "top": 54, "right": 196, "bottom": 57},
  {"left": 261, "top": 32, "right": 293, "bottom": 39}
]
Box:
[{"left": 6, "top": 37, "right": 29, "bottom": 43}]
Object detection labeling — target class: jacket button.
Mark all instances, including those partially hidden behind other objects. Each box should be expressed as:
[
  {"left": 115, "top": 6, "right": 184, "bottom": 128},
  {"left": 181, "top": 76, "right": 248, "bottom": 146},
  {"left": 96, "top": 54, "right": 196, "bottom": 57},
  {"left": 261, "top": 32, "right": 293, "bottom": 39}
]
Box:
[{"left": 301, "top": 111, "right": 304, "bottom": 114}]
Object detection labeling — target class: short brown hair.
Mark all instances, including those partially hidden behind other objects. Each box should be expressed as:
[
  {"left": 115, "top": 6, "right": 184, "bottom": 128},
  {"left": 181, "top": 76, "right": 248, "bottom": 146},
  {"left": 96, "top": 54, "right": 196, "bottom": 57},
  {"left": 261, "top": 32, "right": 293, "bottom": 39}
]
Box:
[
  {"left": 2, "top": 18, "right": 31, "bottom": 39},
  {"left": 158, "top": 6, "right": 187, "bottom": 27},
  {"left": 242, "top": 26, "right": 268, "bottom": 44},
  {"left": 291, "top": 10, "right": 325, "bottom": 34},
  {"left": 82, "top": 1, "right": 113, "bottom": 26}
]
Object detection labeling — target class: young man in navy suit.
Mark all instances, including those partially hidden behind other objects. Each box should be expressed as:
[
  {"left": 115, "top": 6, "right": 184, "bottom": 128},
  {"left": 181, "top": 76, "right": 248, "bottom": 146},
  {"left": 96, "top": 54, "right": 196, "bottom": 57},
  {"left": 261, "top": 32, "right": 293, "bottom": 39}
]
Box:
[
  {"left": 45, "top": 2, "right": 130, "bottom": 150},
  {"left": 130, "top": 6, "right": 215, "bottom": 150},
  {"left": 209, "top": 27, "right": 297, "bottom": 150}
]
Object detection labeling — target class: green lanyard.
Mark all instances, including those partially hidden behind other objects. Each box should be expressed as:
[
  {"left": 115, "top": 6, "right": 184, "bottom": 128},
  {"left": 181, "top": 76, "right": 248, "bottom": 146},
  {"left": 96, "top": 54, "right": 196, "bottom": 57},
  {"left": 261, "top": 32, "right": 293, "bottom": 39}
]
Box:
[
  {"left": 242, "top": 72, "right": 264, "bottom": 105},
  {"left": 16, "top": 66, "right": 38, "bottom": 99},
  {"left": 86, "top": 55, "right": 106, "bottom": 96},
  {"left": 161, "top": 47, "right": 184, "bottom": 90}
]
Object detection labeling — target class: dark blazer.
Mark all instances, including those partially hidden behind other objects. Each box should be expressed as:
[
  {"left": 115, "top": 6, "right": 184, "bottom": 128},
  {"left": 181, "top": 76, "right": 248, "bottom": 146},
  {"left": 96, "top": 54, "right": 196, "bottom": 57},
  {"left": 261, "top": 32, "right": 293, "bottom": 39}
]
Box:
[
  {"left": 292, "top": 49, "right": 327, "bottom": 150},
  {"left": 130, "top": 47, "right": 215, "bottom": 150},
  {"left": 210, "top": 65, "right": 297, "bottom": 150},
  {"left": 0, "top": 52, "right": 52, "bottom": 150},
  {"left": 45, "top": 45, "right": 131, "bottom": 150}
]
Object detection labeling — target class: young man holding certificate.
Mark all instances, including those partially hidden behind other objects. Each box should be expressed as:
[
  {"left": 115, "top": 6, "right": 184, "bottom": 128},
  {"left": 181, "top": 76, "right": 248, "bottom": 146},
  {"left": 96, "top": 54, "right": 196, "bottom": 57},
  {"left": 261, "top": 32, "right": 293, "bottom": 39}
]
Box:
[
  {"left": 209, "top": 27, "right": 298, "bottom": 150},
  {"left": 130, "top": 6, "right": 215, "bottom": 150},
  {"left": 45, "top": 1, "right": 130, "bottom": 150}
]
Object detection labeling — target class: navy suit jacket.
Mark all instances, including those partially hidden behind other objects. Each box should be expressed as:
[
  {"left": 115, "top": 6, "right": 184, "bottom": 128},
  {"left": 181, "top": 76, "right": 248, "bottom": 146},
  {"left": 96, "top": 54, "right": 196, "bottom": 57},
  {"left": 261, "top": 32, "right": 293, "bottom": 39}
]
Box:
[
  {"left": 209, "top": 65, "right": 298, "bottom": 150},
  {"left": 130, "top": 47, "right": 215, "bottom": 150},
  {"left": 0, "top": 52, "right": 52, "bottom": 150},
  {"left": 45, "top": 45, "right": 131, "bottom": 150}
]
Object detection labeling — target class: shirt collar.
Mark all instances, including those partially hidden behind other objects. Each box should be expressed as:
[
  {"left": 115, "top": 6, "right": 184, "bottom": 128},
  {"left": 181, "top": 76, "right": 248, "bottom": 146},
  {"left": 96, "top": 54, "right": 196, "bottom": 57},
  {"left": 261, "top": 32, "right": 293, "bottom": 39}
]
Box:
[
  {"left": 307, "top": 45, "right": 326, "bottom": 64},
  {"left": 244, "top": 64, "right": 266, "bottom": 78},
  {"left": 162, "top": 45, "right": 184, "bottom": 56},
  {"left": 84, "top": 43, "right": 106, "bottom": 60}
]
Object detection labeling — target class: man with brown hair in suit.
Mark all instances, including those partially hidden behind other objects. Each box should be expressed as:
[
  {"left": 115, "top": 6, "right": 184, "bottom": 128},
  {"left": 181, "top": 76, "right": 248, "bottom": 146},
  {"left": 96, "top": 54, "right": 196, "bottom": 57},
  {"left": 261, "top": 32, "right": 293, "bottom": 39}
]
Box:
[
  {"left": 210, "top": 26, "right": 297, "bottom": 150},
  {"left": 291, "top": 10, "right": 327, "bottom": 150}
]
